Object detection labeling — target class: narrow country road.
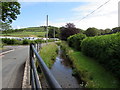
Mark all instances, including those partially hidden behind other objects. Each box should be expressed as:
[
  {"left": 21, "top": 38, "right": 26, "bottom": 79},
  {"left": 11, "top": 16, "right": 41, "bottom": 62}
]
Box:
[{"left": 2, "top": 45, "right": 29, "bottom": 88}]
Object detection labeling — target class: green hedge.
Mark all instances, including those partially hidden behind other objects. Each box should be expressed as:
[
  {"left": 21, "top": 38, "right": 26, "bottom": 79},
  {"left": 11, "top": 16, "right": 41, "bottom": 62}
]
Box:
[
  {"left": 81, "top": 32, "right": 120, "bottom": 78},
  {"left": 1, "top": 38, "right": 56, "bottom": 45},
  {"left": 1, "top": 38, "right": 43, "bottom": 45},
  {"left": 67, "top": 33, "right": 86, "bottom": 50},
  {"left": 2, "top": 38, "right": 22, "bottom": 45},
  {"left": 22, "top": 39, "right": 31, "bottom": 45}
]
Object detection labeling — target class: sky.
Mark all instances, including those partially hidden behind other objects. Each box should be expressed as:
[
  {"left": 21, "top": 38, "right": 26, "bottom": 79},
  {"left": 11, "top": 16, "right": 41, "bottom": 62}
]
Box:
[{"left": 11, "top": 0, "right": 119, "bottom": 30}]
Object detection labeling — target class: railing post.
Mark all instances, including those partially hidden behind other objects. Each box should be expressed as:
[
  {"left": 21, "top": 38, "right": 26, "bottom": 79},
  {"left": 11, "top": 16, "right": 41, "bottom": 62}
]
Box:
[
  {"left": 37, "top": 43, "right": 39, "bottom": 52},
  {"left": 39, "top": 43, "right": 41, "bottom": 50},
  {"left": 30, "top": 43, "right": 34, "bottom": 86}
]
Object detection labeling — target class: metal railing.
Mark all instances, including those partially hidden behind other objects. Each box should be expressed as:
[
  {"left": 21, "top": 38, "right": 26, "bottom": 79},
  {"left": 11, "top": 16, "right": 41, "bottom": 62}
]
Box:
[{"left": 30, "top": 43, "right": 62, "bottom": 89}]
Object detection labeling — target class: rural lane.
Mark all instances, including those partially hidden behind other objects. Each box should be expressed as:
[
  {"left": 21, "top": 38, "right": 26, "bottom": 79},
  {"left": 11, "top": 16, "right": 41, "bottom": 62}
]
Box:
[{"left": 2, "top": 45, "right": 29, "bottom": 88}]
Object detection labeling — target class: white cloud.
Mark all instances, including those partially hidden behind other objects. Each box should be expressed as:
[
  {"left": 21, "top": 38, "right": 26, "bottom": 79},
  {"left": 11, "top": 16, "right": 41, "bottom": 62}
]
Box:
[
  {"left": 12, "top": 26, "right": 27, "bottom": 29},
  {"left": 43, "top": 0, "right": 119, "bottom": 29},
  {"left": 69, "top": 0, "right": 119, "bottom": 29},
  {"left": 49, "top": 21, "right": 66, "bottom": 27}
]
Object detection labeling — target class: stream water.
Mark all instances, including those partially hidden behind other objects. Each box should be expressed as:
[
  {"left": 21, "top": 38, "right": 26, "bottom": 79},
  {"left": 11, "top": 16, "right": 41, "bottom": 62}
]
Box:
[{"left": 50, "top": 46, "right": 81, "bottom": 88}]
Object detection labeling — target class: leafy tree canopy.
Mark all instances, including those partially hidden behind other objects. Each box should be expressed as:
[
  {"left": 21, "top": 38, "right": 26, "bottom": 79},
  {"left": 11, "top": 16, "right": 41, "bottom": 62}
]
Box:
[
  {"left": 112, "top": 27, "right": 120, "bottom": 33},
  {"left": 48, "top": 26, "right": 60, "bottom": 38},
  {"left": 60, "top": 23, "right": 80, "bottom": 40},
  {"left": 0, "top": 22, "right": 12, "bottom": 31},
  {"left": 85, "top": 27, "right": 99, "bottom": 37},
  {"left": 1, "top": 2, "right": 21, "bottom": 23}
]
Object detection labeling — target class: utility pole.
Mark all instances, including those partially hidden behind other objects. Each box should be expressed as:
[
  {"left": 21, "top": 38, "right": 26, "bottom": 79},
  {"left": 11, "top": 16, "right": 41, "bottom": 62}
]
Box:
[
  {"left": 118, "top": 1, "right": 120, "bottom": 27},
  {"left": 46, "top": 15, "right": 48, "bottom": 44}
]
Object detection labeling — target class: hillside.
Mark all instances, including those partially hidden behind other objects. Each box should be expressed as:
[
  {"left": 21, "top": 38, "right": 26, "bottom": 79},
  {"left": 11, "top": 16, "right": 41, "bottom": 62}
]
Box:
[{"left": 0, "top": 26, "right": 47, "bottom": 37}]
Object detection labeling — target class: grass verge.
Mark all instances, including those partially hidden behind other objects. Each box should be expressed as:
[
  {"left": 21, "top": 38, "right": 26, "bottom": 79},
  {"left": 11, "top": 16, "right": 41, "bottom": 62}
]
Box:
[
  {"left": 60, "top": 41, "right": 120, "bottom": 88},
  {"left": 39, "top": 42, "right": 58, "bottom": 68},
  {"left": 0, "top": 41, "right": 4, "bottom": 50}
]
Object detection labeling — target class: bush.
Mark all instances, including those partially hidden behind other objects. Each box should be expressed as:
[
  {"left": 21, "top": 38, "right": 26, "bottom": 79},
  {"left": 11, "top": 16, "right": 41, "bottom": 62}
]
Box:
[
  {"left": 67, "top": 33, "right": 86, "bottom": 50},
  {"left": 85, "top": 27, "right": 99, "bottom": 37},
  {"left": 22, "top": 39, "right": 31, "bottom": 45},
  {"left": 81, "top": 32, "right": 120, "bottom": 78},
  {"left": 2, "top": 38, "right": 22, "bottom": 45},
  {"left": 1, "top": 38, "right": 43, "bottom": 45}
]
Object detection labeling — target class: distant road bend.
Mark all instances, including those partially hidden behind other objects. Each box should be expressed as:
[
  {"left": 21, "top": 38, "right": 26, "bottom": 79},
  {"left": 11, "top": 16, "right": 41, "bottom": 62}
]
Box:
[{"left": 2, "top": 46, "right": 29, "bottom": 88}]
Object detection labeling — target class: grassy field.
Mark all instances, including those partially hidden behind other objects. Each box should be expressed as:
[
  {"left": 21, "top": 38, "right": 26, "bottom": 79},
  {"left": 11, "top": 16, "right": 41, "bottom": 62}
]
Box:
[
  {"left": 60, "top": 42, "right": 120, "bottom": 88},
  {"left": 39, "top": 43, "right": 58, "bottom": 68},
  {"left": 0, "top": 31, "right": 46, "bottom": 37}
]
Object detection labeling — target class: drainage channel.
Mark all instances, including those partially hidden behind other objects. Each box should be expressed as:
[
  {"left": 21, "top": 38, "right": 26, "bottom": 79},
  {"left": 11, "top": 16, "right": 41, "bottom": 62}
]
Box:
[{"left": 50, "top": 46, "right": 82, "bottom": 88}]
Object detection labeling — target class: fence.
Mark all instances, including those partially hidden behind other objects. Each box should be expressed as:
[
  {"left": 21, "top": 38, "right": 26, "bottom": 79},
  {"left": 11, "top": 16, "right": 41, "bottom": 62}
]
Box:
[{"left": 29, "top": 43, "right": 62, "bottom": 89}]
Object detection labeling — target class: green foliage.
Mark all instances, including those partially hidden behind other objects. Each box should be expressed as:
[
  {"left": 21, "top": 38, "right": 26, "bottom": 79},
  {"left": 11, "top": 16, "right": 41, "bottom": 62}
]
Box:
[
  {"left": 60, "top": 23, "right": 80, "bottom": 40},
  {"left": 1, "top": 26, "right": 47, "bottom": 37},
  {"left": 1, "top": 38, "right": 43, "bottom": 45},
  {"left": 67, "top": 33, "right": 86, "bottom": 50},
  {"left": 85, "top": 27, "right": 99, "bottom": 37},
  {"left": 1, "top": 22, "right": 12, "bottom": 31},
  {"left": 1, "top": 2, "right": 21, "bottom": 23},
  {"left": 1, "top": 31, "right": 46, "bottom": 37},
  {"left": 81, "top": 32, "right": 120, "bottom": 78},
  {"left": 48, "top": 26, "right": 60, "bottom": 38},
  {"left": 104, "top": 28, "right": 111, "bottom": 33},
  {"left": 22, "top": 39, "right": 31, "bottom": 45},
  {"left": 112, "top": 27, "right": 120, "bottom": 33},
  {"left": 34, "top": 39, "right": 42, "bottom": 43},
  {"left": 2, "top": 38, "right": 22, "bottom": 45}
]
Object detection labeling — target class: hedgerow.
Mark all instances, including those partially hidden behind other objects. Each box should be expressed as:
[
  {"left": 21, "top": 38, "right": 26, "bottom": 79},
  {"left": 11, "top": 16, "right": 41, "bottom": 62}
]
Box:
[
  {"left": 67, "top": 33, "right": 86, "bottom": 50},
  {"left": 1, "top": 38, "right": 43, "bottom": 45},
  {"left": 81, "top": 32, "right": 120, "bottom": 78},
  {"left": 2, "top": 38, "right": 22, "bottom": 45},
  {"left": 22, "top": 39, "right": 31, "bottom": 45}
]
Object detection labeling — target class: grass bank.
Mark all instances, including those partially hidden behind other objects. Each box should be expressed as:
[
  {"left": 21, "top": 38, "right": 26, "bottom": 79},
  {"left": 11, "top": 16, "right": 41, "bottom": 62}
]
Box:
[
  {"left": 39, "top": 43, "right": 58, "bottom": 68},
  {"left": 0, "top": 42, "right": 3, "bottom": 50},
  {"left": 60, "top": 41, "right": 120, "bottom": 88},
  {"left": 0, "top": 31, "right": 46, "bottom": 37}
]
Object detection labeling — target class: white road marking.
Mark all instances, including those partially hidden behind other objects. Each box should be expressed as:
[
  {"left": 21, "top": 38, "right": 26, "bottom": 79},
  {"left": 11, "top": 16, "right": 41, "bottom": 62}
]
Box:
[{"left": 0, "top": 49, "right": 14, "bottom": 56}]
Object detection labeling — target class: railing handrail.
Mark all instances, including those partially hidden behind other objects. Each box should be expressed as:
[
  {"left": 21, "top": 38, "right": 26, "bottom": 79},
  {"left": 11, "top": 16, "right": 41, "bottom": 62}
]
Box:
[
  {"left": 30, "top": 43, "right": 62, "bottom": 89},
  {"left": 31, "top": 58, "right": 41, "bottom": 89}
]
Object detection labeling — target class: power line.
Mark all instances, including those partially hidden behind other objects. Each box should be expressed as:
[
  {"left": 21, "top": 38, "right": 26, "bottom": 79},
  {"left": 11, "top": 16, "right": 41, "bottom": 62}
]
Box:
[{"left": 74, "top": 0, "right": 111, "bottom": 23}]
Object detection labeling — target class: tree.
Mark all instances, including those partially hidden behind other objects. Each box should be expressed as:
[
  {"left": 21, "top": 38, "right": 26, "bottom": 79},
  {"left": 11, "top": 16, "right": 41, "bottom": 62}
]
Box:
[
  {"left": 85, "top": 27, "right": 99, "bottom": 37},
  {"left": 0, "top": 22, "right": 12, "bottom": 34},
  {"left": 60, "top": 23, "right": 80, "bottom": 40},
  {"left": 65, "top": 23, "right": 75, "bottom": 28},
  {"left": 1, "top": 2, "right": 21, "bottom": 23},
  {"left": 99, "top": 29, "right": 105, "bottom": 35},
  {"left": 112, "top": 27, "right": 120, "bottom": 33},
  {"left": 1, "top": 22, "right": 11, "bottom": 30},
  {"left": 104, "top": 28, "right": 111, "bottom": 34},
  {"left": 48, "top": 26, "right": 60, "bottom": 38}
]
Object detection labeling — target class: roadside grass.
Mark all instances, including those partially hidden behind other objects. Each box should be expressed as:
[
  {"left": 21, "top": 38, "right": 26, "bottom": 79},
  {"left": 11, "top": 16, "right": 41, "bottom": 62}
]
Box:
[
  {"left": 0, "top": 41, "right": 4, "bottom": 50},
  {"left": 39, "top": 43, "right": 58, "bottom": 68},
  {"left": 60, "top": 42, "right": 120, "bottom": 88},
  {"left": 0, "top": 31, "right": 46, "bottom": 37}
]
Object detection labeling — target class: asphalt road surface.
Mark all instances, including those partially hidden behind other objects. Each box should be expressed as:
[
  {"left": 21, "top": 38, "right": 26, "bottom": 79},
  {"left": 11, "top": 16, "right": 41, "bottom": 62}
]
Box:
[{"left": 2, "top": 45, "right": 29, "bottom": 88}]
